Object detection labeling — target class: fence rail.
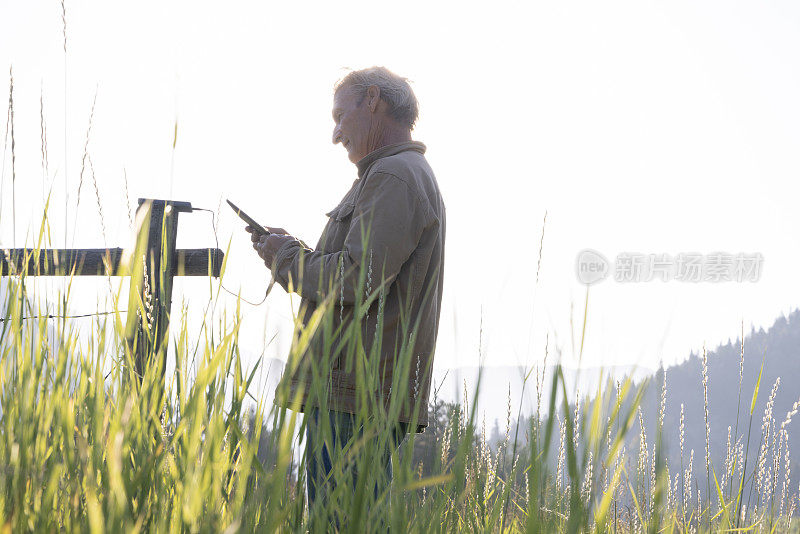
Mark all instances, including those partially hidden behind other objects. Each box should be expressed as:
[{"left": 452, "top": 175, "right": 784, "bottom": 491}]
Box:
[{"left": 0, "top": 247, "right": 223, "bottom": 277}]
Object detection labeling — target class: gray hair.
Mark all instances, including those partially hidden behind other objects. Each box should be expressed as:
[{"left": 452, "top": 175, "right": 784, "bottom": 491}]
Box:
[{"left": 335, "top": 67, "right": 419, "bottom": 130}]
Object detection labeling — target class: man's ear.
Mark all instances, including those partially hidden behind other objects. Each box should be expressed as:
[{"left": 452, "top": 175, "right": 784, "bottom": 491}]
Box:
[{"left": 366, "top": 85, "right": 381, "bottom": 112}]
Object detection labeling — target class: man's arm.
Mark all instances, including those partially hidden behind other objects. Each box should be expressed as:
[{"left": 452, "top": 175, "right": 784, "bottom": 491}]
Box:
[{"left": 265, "top": 172, "right": 432, "bottom": 304}]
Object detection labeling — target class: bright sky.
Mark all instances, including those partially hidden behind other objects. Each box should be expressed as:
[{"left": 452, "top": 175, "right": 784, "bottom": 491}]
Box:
[{"left": 1, "top": 1, "right": 799, "bottom": 376}]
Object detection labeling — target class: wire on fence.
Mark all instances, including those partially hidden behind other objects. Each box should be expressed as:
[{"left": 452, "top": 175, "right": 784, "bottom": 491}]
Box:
[{"left": 0, "top": 310, "right": 123, "bottom": 322}]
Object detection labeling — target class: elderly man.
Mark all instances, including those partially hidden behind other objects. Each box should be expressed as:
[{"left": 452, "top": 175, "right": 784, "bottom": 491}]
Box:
[{"left": 248, "top": 66, "right": 445, "bottom": 519}]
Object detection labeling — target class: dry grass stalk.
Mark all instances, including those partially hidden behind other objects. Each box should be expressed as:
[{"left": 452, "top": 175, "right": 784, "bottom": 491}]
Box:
[
  {"left": 723, "top": 425, "right": 732, "bottom": 490},
  {"left": 573, "top": 390, "right": 581, "bottom": 448},
  {"left": 659, "top": 366, "right": 667, "bottom": 431},
  {"left": 61, "top": 0, "right": 68, "bottom": 247},
  {"left": 534, "top": 334, "right": 548, "bottom": 442},
  {"left": 637, "top": 407, "right": 648, "bottom": 508},
  {"left": 671, "top": 470, "right": 679, "bottom": 513},
  {"left": 8, "top": 67, "right": 16, "bottom": 247},
  {"left": 0, "top": 72, "right": 9, "bottom": 229},
  {"left": 604, "top": 415, "right": 612, "bottom": 492},
  {"left": 88, "top": 154, "right": 107, "bottom": 246},
  {"left": 535, "top": 210, "right": 547, "bottom": 284},
  {"left": 779, "top": 430, "right": 790, "bottom": 519},
  {"left": 556, "top": 413, "right": 565, "bottom": 493},
  {"left": 40, "top": 84, "right": 49, "bottom": 196},
  {"left": 440, "top": 414, "right": 451, "bottom": 467},
  {"left": 86, "top": 154, "right": 113, "bottom": 299},
  {"left": 684, "top": 448, "right": 693, "bottom": 519},
  {"left": 757, "top": 378, "right": 780, "bottom": 502},
  {"left": 696, "top": 488, "right": 702, "bottom": 530},
  {"left": 739, "top": 321, "right": 745, "bottom": 389},
  {"left": 142, "top": 253, "right": 154, "bottom": 331},
  {"left": 72, "top": 88, "right": 98, "bottom": 245},
  {"left": 505, "top": 383, "right": 511, "bottom": 447},
  {"left": 581, "top": 451, "right": 593, "bottom": 503},
  {"left": 525, "top": 470, "right": 530, "bottom": 507},
  {"left": 701, "top": 345, "right": 711, "bottom": 522},
  {"left": 123, "top": 168, "right": 133, "bottom": 228}
]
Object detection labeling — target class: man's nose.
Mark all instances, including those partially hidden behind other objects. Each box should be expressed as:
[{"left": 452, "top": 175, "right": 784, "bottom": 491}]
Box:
[{"left": 332, "top": 125, "right": 342, "bottom": 145}]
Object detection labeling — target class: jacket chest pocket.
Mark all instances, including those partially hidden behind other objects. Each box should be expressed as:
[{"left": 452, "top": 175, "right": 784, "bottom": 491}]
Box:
[{"left": 322, "top": 202, "right": 356, "bottom": 249}]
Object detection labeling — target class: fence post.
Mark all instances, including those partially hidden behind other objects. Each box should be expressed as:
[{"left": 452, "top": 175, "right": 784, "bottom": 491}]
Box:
[{"left": 126, "top": 198, "right": 193, "bottom": 385}]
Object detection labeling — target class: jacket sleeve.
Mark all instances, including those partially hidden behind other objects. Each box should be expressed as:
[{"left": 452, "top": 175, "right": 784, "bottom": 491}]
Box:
[{"left": 272, "top": 171, "right": 430, "bottom": 304}]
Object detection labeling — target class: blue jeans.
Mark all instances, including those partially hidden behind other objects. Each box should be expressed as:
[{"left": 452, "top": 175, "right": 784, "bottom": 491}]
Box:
[{"left": 304, "top": 408, "right": 408, "bottom": 528}]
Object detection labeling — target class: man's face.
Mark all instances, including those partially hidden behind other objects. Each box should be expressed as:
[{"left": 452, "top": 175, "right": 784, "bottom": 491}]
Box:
[{"left": 332, "top": 86, "right": 373, "bottom": 164}]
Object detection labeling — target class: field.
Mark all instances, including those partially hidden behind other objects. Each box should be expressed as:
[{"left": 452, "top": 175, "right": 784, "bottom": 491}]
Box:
[{"left": 1, "top": 249, "right": 799, "bottom": 533}]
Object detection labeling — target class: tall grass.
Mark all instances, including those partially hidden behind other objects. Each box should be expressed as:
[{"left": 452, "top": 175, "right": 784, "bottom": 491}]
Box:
[{"left": 2, "top": 229, "right": 798, "bottom": 532}]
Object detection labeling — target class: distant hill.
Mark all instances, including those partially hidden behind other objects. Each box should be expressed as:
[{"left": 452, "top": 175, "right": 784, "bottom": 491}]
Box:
[
  {"left": 515, "top": 309, "right": 800, "bottom": 503},
  {"left": 440, "top": 309, "right": 800, "bottom": 501},
  {"left": 633, "top": 310, "right": 800, "bottom": 496}
]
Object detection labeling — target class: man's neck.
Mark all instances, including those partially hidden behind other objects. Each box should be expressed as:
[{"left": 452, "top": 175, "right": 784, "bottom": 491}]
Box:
[
  {"left": 377, "top": 128, "right": 412, "bottom": 147},
  {"left": 367, "top": 120, "right": 412, "bottom": 154}
]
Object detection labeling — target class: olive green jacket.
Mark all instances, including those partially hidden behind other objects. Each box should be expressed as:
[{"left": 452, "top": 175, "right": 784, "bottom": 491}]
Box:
[{"left": 272, "top": 141, "right": 445, "bottom": 429}]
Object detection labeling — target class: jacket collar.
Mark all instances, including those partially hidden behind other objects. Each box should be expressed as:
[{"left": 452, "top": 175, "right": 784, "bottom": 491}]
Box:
[{"left": 356, "top": 141, "right": 426, "bottom": 179}]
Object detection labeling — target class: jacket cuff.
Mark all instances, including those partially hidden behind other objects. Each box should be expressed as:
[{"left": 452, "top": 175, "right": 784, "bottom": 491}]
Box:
[{"left": 272, "top": 239, "right": 303, "bottom": 292}]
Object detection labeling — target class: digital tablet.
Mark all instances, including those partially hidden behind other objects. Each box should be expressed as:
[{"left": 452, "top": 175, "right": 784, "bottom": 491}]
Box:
[{"left": 226, "top": 199, "right": 270, "bottom": 236}]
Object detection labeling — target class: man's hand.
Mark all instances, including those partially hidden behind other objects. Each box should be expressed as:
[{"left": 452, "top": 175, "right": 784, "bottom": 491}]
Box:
[
  {"left": 246, "top": 225, "right": 290, "bottom": 237},
  {"left": 245, "top": 226, "right": 297, "bottom": 269}
]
